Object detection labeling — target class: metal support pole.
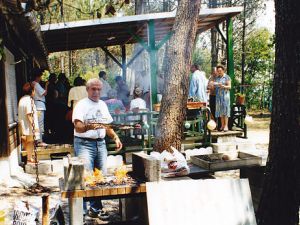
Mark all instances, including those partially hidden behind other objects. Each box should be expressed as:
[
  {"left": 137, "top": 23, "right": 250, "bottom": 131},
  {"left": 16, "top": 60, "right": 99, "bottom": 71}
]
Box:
[
  {"left": 121, "top": 45, "right": 127, "bottom": 81},
  {"left": 148, "top": 20, "right": 158, "bottom": 109},
  {"left": 226, "top": 17, "right": 235, "bottom": 107}
]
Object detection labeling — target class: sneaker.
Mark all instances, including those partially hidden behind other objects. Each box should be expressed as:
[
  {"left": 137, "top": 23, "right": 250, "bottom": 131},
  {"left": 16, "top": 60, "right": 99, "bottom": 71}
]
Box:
[
  {"left": 98, "top": 210, "right": 110, "bottom": 220},
  {"left": 87, "top": 209, "right": 110, "bottom": 220}
]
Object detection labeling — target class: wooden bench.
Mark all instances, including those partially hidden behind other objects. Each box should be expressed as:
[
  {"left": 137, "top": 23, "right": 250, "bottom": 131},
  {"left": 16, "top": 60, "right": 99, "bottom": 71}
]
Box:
[{"left": 21, "top": 144, "right": 74, "bottom": 160}]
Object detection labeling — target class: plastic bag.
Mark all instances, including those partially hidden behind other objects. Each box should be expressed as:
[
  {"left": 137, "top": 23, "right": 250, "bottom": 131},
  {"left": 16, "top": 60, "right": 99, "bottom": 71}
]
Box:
[
  {"left": 13, "top": 201, "right": 39, "bottom": 225},
  {"left": 159, "top": 147, "right": 190, "bottom": 176}
]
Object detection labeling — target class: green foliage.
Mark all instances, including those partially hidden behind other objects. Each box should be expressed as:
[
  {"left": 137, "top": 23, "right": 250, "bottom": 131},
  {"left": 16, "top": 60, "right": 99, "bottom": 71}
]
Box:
[
  {"left": 234, "top": 28, "right": 275, "bottom": 109},
  {"left": 235, "top": 92, "right": 245, "bottom": 98},
  {"left": 37, "top": 0, "right": 134, "bottom": 24},
  {"left": 192, "top": 46, "right": 211, "bottom": 77}
]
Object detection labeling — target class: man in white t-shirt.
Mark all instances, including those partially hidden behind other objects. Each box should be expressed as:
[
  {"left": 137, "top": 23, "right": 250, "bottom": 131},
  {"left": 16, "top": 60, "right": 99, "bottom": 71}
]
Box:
[
  {"left": 18, "top": 83, "right": 40, "bottom": 163},
  {"left": 72, "top": 78, "right": 122, "bottom": 219},
  {"left": 32, "top": 68, "right": 48, "bottom": 143}
]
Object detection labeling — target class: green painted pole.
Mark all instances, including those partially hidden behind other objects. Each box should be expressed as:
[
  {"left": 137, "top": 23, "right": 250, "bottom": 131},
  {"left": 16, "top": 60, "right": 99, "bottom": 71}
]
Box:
[
  {"left": 226, "top": 16, "right": 235, "bottom": 107},
  {"left": 148, "top": 20, "right": 158, "bottom": 109}
]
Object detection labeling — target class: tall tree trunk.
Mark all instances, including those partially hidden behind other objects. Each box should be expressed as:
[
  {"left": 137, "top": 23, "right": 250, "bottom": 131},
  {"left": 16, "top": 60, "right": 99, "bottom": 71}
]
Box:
[
  {"left": 154, "top": 0, "right": 201, "bottom": 152},
  {"left": 135, "top": 0, "right": 145, "bottom": 14},
  {"left": 257, "top": 1, "right": 300, "bottom": 224},
  {"left": 68, "top": 50, "right": 72, "bottom": 76}
]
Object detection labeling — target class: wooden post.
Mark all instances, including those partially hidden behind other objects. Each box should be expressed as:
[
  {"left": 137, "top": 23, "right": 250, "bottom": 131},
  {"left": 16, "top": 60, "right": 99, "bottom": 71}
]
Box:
[
  {"left": 69, "top": 197, "right": 83, "bottom": 225},
  {"left": 63, "top": 157, "right": 85, "bottom": 191},
  {"left": 132, "top": 152, "right": 161, "bottom": 182},
  {"left": 42, "top": 194, "right": 49, "bottom": 225}
]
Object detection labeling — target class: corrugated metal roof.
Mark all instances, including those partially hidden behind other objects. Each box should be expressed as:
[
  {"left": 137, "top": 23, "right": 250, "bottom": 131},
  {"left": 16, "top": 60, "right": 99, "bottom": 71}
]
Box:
[{"left": 41, "top": 7, "right": 242, "bottom": 53}]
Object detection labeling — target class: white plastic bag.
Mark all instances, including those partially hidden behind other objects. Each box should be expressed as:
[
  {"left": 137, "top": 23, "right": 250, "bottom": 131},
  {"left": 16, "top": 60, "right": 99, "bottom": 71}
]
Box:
[
  {"left": 13, "top": 201, "right": 39, "bottom": 225},
  {"left": 160, "top": 147, "right": 190, "bottom": 176}
]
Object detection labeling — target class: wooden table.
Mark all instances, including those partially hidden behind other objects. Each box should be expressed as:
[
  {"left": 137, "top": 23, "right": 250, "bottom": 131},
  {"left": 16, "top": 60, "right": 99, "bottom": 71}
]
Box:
[
  {"left": 59, "top": 178, "right": 146, "bottom": 225},
  {"left": 61, "top": 162, "right": 265, "bottom": 225}
]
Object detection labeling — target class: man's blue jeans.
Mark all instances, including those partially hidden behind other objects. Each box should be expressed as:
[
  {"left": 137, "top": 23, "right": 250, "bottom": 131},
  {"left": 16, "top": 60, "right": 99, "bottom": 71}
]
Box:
[{"left": 74, "top": 136, "right": 108, "bottom": 213}]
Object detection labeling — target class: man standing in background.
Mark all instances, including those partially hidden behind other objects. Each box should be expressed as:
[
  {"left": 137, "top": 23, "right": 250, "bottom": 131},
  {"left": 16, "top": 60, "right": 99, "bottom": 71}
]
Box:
[
  {"left": 189, "top": 64, "right": 208, "bottom": 103},
  {"left": 99, "top": 71, "right": 112, "bottom": 101}
]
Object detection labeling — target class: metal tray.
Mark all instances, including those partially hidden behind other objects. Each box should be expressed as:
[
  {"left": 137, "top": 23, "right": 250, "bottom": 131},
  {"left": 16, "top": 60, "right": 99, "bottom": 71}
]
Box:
[{"left": 190, "top": 152, "right": 262, "bottom": 171}]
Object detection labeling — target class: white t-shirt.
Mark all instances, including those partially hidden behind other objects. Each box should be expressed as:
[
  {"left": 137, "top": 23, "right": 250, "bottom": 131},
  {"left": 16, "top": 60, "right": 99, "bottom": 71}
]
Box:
[
  {"left": 32, "top": 81, "right": 46, "bottom": 110},
  {"left": 129, "top": 98, "right": 147, "bottom": 121},
  {"left": 72, "top": 98, "right": 113, "bottom": 139},
  {"left": 130, "top": 98, "right": 146, "bottom": 110},
  {"left": 18, "top": 95, "right": 40, "bottom": 138},
  {"left": 68, "top": 86, "right": 88, "bottom": 108}
]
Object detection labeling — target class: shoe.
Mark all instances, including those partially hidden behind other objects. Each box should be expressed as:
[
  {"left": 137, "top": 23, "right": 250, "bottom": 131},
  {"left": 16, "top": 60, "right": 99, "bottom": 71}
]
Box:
[
  {"left": 87, "top": 209, "right": 110, "bottom": 220},
  {"left": 223, "top": 128, "right": 229, "bottom": 132}
]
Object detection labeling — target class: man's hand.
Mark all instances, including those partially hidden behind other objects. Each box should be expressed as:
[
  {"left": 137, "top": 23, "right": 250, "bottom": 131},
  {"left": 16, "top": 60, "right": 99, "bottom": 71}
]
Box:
[{"left": 114, "top": 136, "right": 123, "bottom": 151}]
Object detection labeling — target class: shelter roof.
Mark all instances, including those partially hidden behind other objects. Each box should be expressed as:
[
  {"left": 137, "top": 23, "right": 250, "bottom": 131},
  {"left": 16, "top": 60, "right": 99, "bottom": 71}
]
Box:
[
  {"left": 41, "top": 7, "right": 242, "bottom": 53},
  {"left": 0, "top": 0, "right": 49, "bottom": 69}
]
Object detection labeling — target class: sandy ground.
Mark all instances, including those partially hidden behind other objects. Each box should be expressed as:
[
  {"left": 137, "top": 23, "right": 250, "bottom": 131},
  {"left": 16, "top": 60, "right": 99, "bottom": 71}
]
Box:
[{"left": 0, "top": 116, "right": 271, "bottom": 224}]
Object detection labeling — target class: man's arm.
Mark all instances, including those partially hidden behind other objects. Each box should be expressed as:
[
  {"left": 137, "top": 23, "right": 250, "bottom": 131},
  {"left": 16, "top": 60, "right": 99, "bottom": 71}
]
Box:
[
  {"left": 106, "top": 128, "right": 123, "bottom": 151},
  {"left": 73, "top": 119, "right": 99, "bottom": 133}
]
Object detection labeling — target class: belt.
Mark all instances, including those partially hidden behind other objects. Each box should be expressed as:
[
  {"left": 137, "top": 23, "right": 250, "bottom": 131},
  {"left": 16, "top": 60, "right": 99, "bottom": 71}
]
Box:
[{"left": 75, "top": 136, "right": 104, "bottom": 141}]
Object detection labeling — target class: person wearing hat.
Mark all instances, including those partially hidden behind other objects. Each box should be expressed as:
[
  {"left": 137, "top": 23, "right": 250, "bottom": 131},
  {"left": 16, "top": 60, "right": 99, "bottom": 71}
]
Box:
[
  {"left": 130, "top": 87, "right": 146, "bottom": 112},
  {"left": 129, "top": 87, "right": 147, "bottom": 136},
  {"left": 18, "top": 83, "right": 40, "bottom": 163}
]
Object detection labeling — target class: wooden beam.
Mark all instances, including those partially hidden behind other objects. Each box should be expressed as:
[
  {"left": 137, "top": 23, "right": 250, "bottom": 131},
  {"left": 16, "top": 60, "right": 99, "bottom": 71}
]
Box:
[
  {"left": 126, "top": 47, "right": 144, "bottom": 67},
  {"left": 100, "top": 46, "right": 122, "bottom": 68}
]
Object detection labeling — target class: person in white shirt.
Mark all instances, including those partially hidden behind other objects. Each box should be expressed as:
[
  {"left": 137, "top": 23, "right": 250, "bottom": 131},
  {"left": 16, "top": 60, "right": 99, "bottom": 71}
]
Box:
[
  {"left": 68, "top": 77, "right": 88, "bottom": 109},
  {"left": 130, "top": 87, "right": 147, "bottom": 136},
  {"left": 130, "top": 87, "right": 147, "bottom": 111},
  {"left": 31, "top": 68, "right": 48, "bottom": 144},
  {"left": 99, "top": 71, "right": 112, "bottom": 100},
  {"left": 72, "top": 78, "right": 122, "bottom": 219},
  {"left": 18, "top": 83, "right": 40, "bottom": 163}
]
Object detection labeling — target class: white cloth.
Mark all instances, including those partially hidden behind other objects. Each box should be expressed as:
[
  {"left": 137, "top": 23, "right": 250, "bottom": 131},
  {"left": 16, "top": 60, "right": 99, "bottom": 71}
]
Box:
[
  {"left": 68, "top": 86, "right": 88, "bottom": 108},
  {"left": 72, "top": 98, "right": 113, "bottom": 139},
  {"left": 18, "top": 95, "right": 40, "bottom": 138},
  {"left": 100, "top": 78, "right": 112, "bottom": 98},
  {"left": 32, "top": 81, "right": 46, "bottom": 110},
  {"left": 189, "top": 70, "right": 208, "bottom": 102},
  {"left": 130, "top": 98, "right": 147, "bottom": 110}
]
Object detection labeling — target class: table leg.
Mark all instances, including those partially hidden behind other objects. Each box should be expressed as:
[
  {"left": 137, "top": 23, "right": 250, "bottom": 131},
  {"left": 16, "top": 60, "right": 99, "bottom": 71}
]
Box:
[{"left": 69, "top": 197, "right": 83, "bottom": 225}]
